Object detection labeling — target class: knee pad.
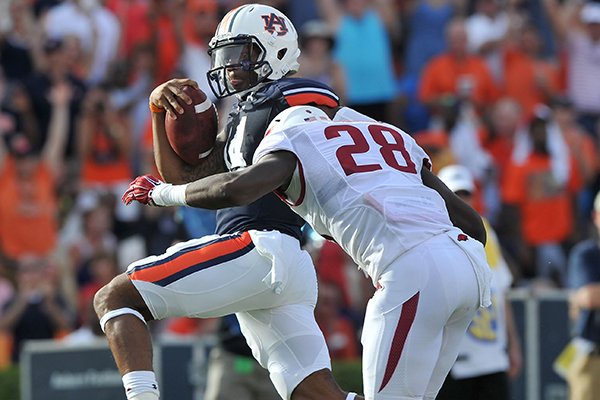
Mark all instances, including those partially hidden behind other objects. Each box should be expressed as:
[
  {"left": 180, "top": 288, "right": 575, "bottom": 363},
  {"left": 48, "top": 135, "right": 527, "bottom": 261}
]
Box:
[{"left": 99, "top": 307, "right": 147, "bottom": 333}]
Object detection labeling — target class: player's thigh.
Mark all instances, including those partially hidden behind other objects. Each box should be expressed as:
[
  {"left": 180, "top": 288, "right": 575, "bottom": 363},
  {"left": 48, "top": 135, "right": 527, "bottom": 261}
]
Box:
[
  {"left": 236, "top": 302, "right": 331, "bottom": 400},
  {"left": 125, "top": 232, "right": 301, "bottom": 320},
  {"left": 361, "top": 236, "right": 479, "bottom": 399}
]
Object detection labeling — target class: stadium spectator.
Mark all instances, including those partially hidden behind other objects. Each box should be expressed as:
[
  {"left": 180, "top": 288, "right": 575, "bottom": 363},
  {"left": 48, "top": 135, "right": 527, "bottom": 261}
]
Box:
[
  {"left": 66, "top": 198, "right": 118, "bottom": 287},
  {"left": 317, "top": 0, "right": 398, "bottom": 122},
  {"left": 105, "top": 0, "right": 152, "bottom": 59},
  {"left": 419, "top": 18, "right": 499, "bottom": 123},
  {"left": 551, "top": 96, "right": 600, "bottom": 238},
  {"left": 402, "top": 0, "right": 463, "bottom": 79},
  {"left": 395, "top": 0, "right": 462, "bottom": 132},
  {"left": 0, "top": 80, "right": 70, "bottom": 261},
  {"left": 501, "top": 22, "right": 561, "bottom": 120},
  {"left": 543, "top": 0, "right": 600, "bottom": 138},
  {"left": 465, "top": 0, "right": 511, "bottom": 83},
  {"left": 297, "top": 19, "right": 346, "bottom": 104},
  {"left": 0, "top": 0, "right": 43, "bottom": 83},
  {"left": 77, "top": 84, "right": 142, "bottom": 237},
  {"left": 23, "top": 38, "right": 87, "bottom": 157},
  {"left": 565, "top": 190, "right": 600, "bottom": 400},
  {"left": 437, "top": 164, "right": 522, "bottom": 400},
  {"left": 501, "top": 112, "right": 581, "bottom": 286},
  {"left": 77, "top": 251, "right": 119, "bottom": 326},
  {"left": 482, "top": 97, "right": 524, "bottom": 181},
  {"left": 178, "top": 0, "right": 220, "bottom": 102},
  {"left": 0, "top": 254, "right": 74, "bottom": 362},
  {"left": 44, "top": 0, "right": 121, "bottom": 85},
  {"left": 147, "top": 0, "right": 185, "bottom": 85},
  {"left": 108, "top": 43, "right": 155, "bottom": 176}
]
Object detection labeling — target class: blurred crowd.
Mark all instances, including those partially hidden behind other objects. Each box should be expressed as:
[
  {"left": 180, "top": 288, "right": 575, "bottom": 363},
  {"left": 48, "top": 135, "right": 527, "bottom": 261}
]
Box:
[{"left": 0, "top": 0, "right": 598, "bottom": 378}]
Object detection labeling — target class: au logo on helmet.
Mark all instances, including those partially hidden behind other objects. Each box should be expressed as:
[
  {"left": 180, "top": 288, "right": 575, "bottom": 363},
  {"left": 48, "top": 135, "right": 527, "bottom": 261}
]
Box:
[{"left": 261, "top": 13, "right": 288, "bottom": 36}]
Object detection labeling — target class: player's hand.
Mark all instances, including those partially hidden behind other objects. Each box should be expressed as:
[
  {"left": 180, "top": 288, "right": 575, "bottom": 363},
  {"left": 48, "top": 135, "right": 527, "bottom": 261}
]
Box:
[
  {"left": 149, "top": 78, "right": 199, "bottom": 118},
  {"left": 122, "top": 175, "right": 165, "bottom": 206}
]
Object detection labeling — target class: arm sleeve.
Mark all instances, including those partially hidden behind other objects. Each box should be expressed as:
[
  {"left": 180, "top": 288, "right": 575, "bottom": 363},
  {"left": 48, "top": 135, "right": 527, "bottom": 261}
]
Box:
[{"left": 253, "top": 129, "right": 296, "bottom": 165}]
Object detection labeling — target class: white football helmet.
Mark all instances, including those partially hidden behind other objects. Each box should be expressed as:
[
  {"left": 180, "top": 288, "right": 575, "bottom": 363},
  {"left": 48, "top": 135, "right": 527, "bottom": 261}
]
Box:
[
  {"left": 267, "top": 106, "right": 330, "bottom": 135},
  {"left": 207, "top": 4, "right": 301, "bottom": 99}
]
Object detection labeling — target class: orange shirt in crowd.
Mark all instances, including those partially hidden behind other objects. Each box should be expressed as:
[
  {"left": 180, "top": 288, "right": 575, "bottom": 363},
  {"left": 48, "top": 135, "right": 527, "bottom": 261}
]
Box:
[
  {"left": 502, "top": 48, "right": 560, "bottom": 120},
  {"left": 482, "top": 132, "right": 515, "bottom": 181},
  {"left": 105, "top": 0, "right": 152, "bottom": 57},
  {"left": 419, "top": 54, "right": 499, "bottom": 108},
  {"left": 80, "top": 126, "right": 132, "bottom": 185},
  {"left": 501, "top": 154, "right": 581, "bottom": 245},
  {"left": 154, "top": 16, "right": 181, "bottom": 85},
  {"left": 0, "top": 158, "right": 57, "bottom": 259}
]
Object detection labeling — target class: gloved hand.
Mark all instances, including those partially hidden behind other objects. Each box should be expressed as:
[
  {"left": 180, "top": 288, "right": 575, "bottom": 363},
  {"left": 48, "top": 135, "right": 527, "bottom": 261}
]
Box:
[{"left": 122, "top": 175, "right": 165, "bottom": 206}]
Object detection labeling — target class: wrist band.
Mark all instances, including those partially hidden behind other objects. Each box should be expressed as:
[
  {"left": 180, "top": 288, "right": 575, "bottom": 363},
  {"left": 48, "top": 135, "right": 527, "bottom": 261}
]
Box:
[
  {"left": 149, "top": 102, "right": 164, "bottom": 113},
  {"left": 151, "top": 183, "right": 188, "bottom": 207}
]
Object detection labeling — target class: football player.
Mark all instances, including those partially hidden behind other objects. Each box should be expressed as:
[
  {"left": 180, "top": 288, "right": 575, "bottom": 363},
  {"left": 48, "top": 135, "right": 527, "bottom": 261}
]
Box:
[
  {"left": 123, "top": 105, "right": 493, "bottom": 400},
  {"left": 95, "top": 4, "right": 360, "bottom": 400}
]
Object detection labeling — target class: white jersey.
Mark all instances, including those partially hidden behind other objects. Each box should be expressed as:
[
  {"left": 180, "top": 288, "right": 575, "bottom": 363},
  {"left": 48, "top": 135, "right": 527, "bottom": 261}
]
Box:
[{"left": 254, "top": 118, "right": 455, "bottom": 282}]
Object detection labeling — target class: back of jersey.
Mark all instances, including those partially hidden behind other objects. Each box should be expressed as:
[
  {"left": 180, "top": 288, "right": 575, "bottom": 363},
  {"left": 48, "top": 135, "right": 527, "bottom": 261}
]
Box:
[{"left": 255, "top": 119, "right": 454, "bottom": 281}]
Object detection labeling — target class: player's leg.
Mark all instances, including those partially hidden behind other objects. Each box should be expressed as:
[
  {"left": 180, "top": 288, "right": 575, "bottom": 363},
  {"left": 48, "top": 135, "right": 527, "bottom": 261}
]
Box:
[
  {"left": 237, "top": 304, "right": 363, "bottom": 400},
  {"left": 235, "top": 234, "right": 362, "bottom": 400},
  {"left": 360, "top": 234, "right": 479, "bottom": 400},
  {"left": 422, "top": 234, "right": 488, "bottom": 399},
  {"left": 93, "top": 274, "right": 158, "bottom": 400},
  {"left": 94, "top": 232, "right": 273, "bottom": 400}
]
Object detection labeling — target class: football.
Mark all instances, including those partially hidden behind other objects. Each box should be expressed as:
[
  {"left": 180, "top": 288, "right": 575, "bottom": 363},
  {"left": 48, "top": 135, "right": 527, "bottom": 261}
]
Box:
[{"left": 164, "top": 86, "right": 218, "bottom": 166}]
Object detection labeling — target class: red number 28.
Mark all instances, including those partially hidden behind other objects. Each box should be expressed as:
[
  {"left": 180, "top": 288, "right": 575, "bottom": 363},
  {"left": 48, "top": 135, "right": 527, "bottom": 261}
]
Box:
[{"left": 324, "top": 124, "right": 417, "bottom": 176}]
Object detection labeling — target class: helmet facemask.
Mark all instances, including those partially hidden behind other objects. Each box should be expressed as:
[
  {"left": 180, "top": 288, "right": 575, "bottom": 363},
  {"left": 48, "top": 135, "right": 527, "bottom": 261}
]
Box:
[{"left": 207, "top": 35, "right": 273, "bottom": 99}]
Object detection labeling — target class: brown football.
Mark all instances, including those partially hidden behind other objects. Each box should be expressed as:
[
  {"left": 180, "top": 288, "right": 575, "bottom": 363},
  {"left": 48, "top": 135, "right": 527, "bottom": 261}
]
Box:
[{"left": 164, "top": 86, "right": 218, "bottom": 166}]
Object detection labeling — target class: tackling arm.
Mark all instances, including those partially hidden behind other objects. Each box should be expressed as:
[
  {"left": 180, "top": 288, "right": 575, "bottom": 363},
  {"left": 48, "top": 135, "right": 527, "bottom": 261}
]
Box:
[
  {"left": 184, "top": 151, "right": 296, "bottom": 209},
  {"left": 421, "top": 168, "right": 487, "bottom": 245}
]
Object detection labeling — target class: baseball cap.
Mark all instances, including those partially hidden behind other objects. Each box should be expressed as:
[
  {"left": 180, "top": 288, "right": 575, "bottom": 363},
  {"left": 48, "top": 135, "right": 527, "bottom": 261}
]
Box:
[
  {"left": 581, "top": 3, "right": 600, "bottom": 24},
  {"left": 437, "top": 165, "right": 475, "bottom": 194}
]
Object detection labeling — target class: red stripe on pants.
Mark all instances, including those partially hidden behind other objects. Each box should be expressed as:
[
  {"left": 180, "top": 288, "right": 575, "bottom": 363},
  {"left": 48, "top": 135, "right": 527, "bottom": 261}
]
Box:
[{"left": 378, "top": 291, "right": 420, "bottom": 392}]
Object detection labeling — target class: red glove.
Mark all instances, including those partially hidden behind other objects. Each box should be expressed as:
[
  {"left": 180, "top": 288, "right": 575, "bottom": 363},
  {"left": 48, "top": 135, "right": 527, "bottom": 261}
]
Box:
[{"left": 122, "top": 175, "right": 164, "bottom": 206}]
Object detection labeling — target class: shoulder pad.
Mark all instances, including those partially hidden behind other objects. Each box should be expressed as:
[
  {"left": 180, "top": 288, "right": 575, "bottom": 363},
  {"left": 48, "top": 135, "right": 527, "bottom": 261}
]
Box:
[{"left": 253, "top": 78, "right": 340, "bottom": 108}]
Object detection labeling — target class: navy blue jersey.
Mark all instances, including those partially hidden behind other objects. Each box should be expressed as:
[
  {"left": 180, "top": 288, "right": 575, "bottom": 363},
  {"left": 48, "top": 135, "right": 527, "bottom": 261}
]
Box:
[{"left": 215, "top": 78, "right": 340, "bottom": 240}]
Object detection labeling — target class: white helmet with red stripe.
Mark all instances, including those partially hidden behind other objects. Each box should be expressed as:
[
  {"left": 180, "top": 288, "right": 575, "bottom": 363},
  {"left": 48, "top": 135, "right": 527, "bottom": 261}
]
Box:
[
  {"left": 267, "top": 105, "right": 330, "bottom": 136},
  {"left": 207, "top": 4, "right": 300, "bottom": 99}
]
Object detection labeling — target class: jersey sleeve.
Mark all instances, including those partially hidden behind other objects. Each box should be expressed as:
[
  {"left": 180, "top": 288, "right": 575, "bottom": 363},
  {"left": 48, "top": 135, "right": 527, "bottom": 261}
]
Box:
[
  {"left": 253, "top": 128, "right": 296, "bottom": 165},
  {"left": 332, "top": 106, "right": 376, "bottom": 123}
]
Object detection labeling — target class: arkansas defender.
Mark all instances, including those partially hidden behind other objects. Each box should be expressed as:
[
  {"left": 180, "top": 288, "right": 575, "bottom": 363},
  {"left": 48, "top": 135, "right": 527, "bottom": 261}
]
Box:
[{"left": 123, "top": 106, "right": 493, "bottom": 399}]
